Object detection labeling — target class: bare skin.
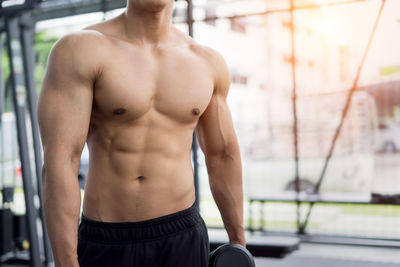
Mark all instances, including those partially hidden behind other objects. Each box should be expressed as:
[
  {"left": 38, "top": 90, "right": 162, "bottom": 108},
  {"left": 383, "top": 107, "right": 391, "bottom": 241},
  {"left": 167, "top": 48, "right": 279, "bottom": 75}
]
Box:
[{"left": 37, "top": 0, "right": 244, "bottom": 266}]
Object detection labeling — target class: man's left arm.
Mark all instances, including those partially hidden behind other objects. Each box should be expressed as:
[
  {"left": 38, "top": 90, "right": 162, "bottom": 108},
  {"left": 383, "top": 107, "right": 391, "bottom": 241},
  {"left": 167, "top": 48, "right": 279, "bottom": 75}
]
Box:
[{"left": 195, "top": 49, "right": 245, "bottom": 247}]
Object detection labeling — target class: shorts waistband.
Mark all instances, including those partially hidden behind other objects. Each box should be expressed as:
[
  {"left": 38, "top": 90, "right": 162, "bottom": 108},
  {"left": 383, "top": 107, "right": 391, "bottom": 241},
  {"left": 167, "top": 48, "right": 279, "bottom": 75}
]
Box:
[{"left": 78, "top": 201, "right": 202, "bottom": 243}]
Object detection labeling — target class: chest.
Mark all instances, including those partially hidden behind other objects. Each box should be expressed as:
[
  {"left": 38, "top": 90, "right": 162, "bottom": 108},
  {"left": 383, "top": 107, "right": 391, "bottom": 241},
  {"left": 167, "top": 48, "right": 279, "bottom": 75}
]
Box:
[{"left": 92, "top": 46, "right": 214, "bottom": 125}]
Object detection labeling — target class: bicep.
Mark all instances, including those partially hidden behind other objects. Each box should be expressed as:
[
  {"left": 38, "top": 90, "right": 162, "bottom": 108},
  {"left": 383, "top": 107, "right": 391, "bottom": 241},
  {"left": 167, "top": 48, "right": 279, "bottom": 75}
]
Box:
[
  {"left": 195, "top": 47, "right": 239, "bottom": 157},
  {"left": 37, "top": 34, "right": 95, "bottom": 164},
  {"left": 195, "top": 94, "right": 239, "bottom": 157}
]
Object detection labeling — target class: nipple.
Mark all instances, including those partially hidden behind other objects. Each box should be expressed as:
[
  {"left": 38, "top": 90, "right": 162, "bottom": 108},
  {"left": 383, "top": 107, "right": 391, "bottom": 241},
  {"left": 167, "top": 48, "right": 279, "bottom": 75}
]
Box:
[
  {"left": 192, "top": 108, "right": 200, "bottom": 116},
  {"left": 113, "top": 108, "right": 126, "bottom": 115}
]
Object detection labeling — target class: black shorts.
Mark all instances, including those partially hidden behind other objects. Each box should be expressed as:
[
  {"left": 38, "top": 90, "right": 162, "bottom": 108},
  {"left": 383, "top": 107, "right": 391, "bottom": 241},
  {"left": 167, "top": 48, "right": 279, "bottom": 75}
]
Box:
[{"left": 77, "top": 201, "right": 210, "bottom": 267}]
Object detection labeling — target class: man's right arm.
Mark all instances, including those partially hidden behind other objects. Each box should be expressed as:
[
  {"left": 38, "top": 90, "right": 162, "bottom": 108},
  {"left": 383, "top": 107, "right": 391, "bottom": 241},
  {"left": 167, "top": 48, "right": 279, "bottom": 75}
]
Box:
[{"left": 37, "top": 31, "right": 102, "bottom": 267}]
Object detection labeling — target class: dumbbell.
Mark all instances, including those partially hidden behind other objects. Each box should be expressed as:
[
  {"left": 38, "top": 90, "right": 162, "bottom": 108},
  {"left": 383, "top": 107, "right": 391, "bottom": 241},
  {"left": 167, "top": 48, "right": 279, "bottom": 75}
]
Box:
[{"left": 209, "top": 244, "right": 255, "bottom": 267}]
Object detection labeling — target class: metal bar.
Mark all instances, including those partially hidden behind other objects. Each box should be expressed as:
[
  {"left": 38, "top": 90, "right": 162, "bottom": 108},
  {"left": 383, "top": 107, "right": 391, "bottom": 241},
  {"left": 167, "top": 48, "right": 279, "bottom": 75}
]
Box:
[
  {"left": 248, "top": 200, "right": 253, "bottom": 233},
  {"left": 101, "top": 0, "right": 107, "bottom": 21},
  {"left": 300, "top": 0, "right": 387, "bottom": 232},
  {"left": 20, "top": 12, "right": 54, "bottom": 266},
  {"left": 173, "top": 0, "right": 376, "bottom": 24},
  {"left": 288, "top": 0, "right": 302, "bottom": 235},
  {"left": 259, "top": 201, "right": 265, "bottom": 231},
  {"left": 0, "top": 33, "right": 4, "bottom": 115},
  {"left": 5, "top": 14, "right": 42, "bottom": 267},
  {"left": 0, "top": 33, "right": 4, "bottom": 187},
  {"left": 4, "top": 76, "right": 11, "bottom": 102},
  {"left": 186, "top": 0, "right": 194, "bottom": 36},
  {"left": 0, "top": 0, "right": 36, "bottom": 17},
  {"left": 191, "top": 133, "right": 200, "bottom": 211},
  {"left": 242, "top": 228, "right": 400, "bottom": 248},
  {"left": 100, "top": 0, "right": 107, "bottom": 13},
  {"left": 32, "top": 0, "right": 126, "bottom": 22}
]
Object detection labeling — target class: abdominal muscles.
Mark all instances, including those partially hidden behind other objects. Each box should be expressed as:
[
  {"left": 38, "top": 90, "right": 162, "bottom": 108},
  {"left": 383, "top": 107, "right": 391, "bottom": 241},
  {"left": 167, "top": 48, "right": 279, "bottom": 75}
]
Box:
[{"left": 81, "top": 121, "right": 197, "bottom": 222}]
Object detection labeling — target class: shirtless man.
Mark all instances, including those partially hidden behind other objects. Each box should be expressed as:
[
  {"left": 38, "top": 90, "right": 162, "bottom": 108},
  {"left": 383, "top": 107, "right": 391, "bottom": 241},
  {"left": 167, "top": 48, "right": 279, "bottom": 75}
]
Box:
[{"left": 37, "top": 0, "right": 245, "bottom": 266}]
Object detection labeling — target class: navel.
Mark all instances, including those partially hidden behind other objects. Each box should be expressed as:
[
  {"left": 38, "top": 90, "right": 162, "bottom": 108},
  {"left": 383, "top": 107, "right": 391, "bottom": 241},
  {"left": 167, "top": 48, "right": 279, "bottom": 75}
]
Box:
[
  {"left": 192, "top": 108, "right": 200, "bottom": 116},
  {"left": 137, "top": 175, "right": 144, "bottom": 180},
  {"left": 113, "top": 108, "right": 126, "bottom": 115}
]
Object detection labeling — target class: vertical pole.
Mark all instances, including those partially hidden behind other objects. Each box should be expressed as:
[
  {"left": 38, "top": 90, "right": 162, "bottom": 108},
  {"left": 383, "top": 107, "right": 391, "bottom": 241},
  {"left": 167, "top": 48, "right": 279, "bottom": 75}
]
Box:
[
  {"left": 248, "top": 200, "right": 253, "bottom": 233},
  {"left": 259, "top": 202, "right": 265, "bottom": 232},
  {"left": 0, "top": 33, "right": 4, "bottom": 115},
  {"left": 187, "top": 0, "right": 194, "bottom": 37},
  {"left": 289, "top": 0, "right": 302, "bottom": 234},
  {"left": 101, "top": 0, "right": 107, "bottom": 21},
  {"left": 0, "top": 33, "right": 5, "bottom": 185},
  {"left": 20, "top": 13, "right": 54, "bottom": 266},
  {"left": 192, "top": 133, "right": 200, "bottom": 211},
  {"left": 5, "top": 15, "right": 42, "bottom": 267}
]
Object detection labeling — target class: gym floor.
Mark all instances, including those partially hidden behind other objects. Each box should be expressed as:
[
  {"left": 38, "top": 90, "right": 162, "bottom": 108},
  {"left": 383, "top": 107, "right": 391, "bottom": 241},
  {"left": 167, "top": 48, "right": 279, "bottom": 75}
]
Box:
[{"left": 254, "top": 243, "right": 400, "bottom": 267}]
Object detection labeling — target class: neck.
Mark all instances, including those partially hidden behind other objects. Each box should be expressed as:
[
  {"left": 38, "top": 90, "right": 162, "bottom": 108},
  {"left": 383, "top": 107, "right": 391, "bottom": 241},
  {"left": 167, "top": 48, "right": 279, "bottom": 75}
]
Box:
[{"left": 122, "top": 2, "right": 174, "bottom": 44}]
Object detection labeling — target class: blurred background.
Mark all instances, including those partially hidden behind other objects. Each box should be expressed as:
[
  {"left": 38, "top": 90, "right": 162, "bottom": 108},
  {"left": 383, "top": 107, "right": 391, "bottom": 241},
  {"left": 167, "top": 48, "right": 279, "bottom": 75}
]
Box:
[{"left": 0, "top": 0, "right": 400, "bottom": 266}]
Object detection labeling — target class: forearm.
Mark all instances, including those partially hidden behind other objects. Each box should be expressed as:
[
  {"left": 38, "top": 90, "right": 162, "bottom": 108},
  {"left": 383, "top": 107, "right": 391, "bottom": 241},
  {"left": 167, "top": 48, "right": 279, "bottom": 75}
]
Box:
[
  {"left": 206, "top": 152, "right": 245, "bottom": 246},
  {"left": 42, "top": 161, "right": 81, "bottom": 267}
]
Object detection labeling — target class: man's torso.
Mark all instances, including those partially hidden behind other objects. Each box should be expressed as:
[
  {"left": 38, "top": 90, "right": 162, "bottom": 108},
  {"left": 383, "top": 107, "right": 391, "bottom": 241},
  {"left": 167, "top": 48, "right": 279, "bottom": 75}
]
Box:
[{"left": 80, "top": 15, "right": 215, "bottom": 222}]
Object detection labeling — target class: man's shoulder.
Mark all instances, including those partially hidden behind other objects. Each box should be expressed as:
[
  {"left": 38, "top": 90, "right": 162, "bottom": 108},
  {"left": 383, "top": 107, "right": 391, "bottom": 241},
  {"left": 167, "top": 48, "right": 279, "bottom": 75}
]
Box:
[
  {"left": 188, "top": 42, "right": 225, "bottom": 67},
  {"left": 49, "top": 29, "right": 109, "bottom": 73},
  {"left": 46, "top": 30, "right": 107, "bottom": 82},
  {"left": 54, "top": 29, "right": 107, "bottom": 52},
  {"left": 186, "top": 40, "right": 230, "bottom": 87}
]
